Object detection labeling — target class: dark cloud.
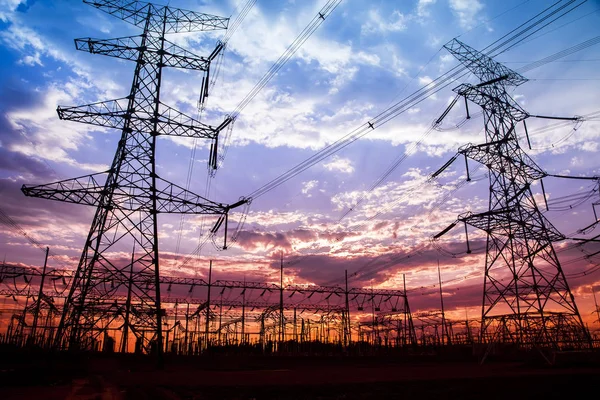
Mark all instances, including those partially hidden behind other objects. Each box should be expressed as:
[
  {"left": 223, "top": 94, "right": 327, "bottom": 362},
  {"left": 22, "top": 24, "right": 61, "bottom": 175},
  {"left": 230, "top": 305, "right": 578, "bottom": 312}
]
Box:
[
  {"left": 0, "top": 175, "right": 95, "bottom": 269},
  {"left": 0, "top": 177, "right": 93, "bottom": 223},
  {"left": 235, "top": 231, "right": 293, "bottom": 251},
  {"left": 0, "top": 146, "right": 55, "bottom": 178},
  {"left": 16, "top": 0, "right": 38, "bottom": 13},
  {"left": 234, "top": 228, "right": 324, "bottom": 252},
  {"left": 0, "top": 76, "right": 60, "bottom": 181}
]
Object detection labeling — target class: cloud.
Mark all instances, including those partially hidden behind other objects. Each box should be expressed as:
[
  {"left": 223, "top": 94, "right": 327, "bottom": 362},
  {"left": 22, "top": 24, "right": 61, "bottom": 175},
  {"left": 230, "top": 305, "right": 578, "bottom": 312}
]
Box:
[
  {"left": 223, "top": 3, "right": 378, "bottom": 77},
  {"left": 361, "top": 9, "right": 409, "bottom": 35},
  {"left": 0, "top": 0, "right": 23, "bottom": 22},
  {"left": 328, "top": 66, "right": 359, "bottom": 95},
  {"left": 417, "top": 0, "right": 437, "bottom": 18},
  {"left": 448, "top": 0, "right": 484, "bottom": 30},
  {"left": 17, "top": 51, "right": 41, "bottom": 66},
  {"left": 580, "top": 141, "right": 598, "bottom": 152},
  {"left": 323, "top": 155, "right": 354, "bottom": 174},
  {"left": 418, "top": 75, "right": 433, "bottom": 86},
  {"left": 1, "top": 0, "right": 599, "bottom": 325},
  {"left": 301, "top": 180, "right": 319, "bottom": 197},
  {"left": 0, "top": 21, "right": 73, "bottom": 66},
  {"left": 5, "top": 84, "right": 109, "bottom": 171},
  {"left": 234, "top": 229, "right": 320, "bottom": 254}
]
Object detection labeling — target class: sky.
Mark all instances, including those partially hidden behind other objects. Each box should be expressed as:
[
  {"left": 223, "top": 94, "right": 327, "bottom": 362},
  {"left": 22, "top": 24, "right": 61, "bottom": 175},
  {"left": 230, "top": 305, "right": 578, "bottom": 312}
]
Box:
[{"left": 1, "top": 0, "right": 600, "bottom": 326}]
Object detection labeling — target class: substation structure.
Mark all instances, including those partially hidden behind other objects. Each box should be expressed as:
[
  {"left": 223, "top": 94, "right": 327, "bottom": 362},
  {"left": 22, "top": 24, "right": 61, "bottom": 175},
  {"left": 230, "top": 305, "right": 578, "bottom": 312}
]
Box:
[
  {"left": 0, "top": 263, "right": 436, "bottom": 354},
  {"left": 6, "top": 1, "right": 597, "bottom": 360},
  {"left": 434, "top": 39, "right": 593, "bottom": 351}
]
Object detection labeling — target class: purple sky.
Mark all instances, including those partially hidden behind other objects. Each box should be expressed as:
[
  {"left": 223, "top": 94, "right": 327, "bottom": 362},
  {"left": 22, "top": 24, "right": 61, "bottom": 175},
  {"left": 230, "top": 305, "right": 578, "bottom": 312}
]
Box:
[{"left": 1, "top": 0, "right": 600, "bottom": 326}]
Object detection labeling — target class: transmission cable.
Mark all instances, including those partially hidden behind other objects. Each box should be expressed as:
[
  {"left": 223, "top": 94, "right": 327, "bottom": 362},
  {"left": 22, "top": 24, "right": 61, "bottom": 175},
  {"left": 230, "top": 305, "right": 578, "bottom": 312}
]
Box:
[
  {"left": 178, "top": 0, "right": 590, "bottom": 272},
  {"left": 242, "top": 1, "right": 587, "bottom": 202},
  {"left": 241, "top": 3, "right": 590, "bottom": 278},
  {"left": 319, "top": 9, "right": 596, "bottom": 285},
  {"left": 517, "top": 35, "right": 600, "bottom": 74},
  {"left": 175, "top": 0, "right": 258, "bottom": 254},
  {"left": 176, "top": 0, "right": 343, "bottom": 258},
  {"left": 315, "top": 20, "right": 599, "bottom": 226},
  {"left": 217, "top": 0, "right": 344, "bottom": 168}
]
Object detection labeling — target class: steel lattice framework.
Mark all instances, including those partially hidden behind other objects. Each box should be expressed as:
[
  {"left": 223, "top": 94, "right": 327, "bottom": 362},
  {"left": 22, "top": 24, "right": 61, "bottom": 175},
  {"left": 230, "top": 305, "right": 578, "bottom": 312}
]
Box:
[
  {"left": 437, "top": 39, "right": 590, "bottom": 350},
  {"left": 20, "top": 1, "right": 244, "bottom": 359},
  {"left": 0, "top": 263, "right": 416, "bottom": 352}
]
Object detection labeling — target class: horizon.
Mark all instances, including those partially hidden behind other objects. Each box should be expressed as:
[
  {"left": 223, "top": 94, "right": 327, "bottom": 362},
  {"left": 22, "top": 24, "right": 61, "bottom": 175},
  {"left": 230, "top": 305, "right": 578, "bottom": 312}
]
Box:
[{"left": 1, "top": 0, "right": 600, "bottom": 331}]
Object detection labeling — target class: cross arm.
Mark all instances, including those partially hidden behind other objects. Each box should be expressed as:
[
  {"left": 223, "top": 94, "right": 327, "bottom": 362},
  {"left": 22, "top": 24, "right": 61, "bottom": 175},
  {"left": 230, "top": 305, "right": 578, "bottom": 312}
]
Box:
[
  {"left": 57, "top": 98, "right": 128, "bottom": 130},
  {"left": 75, "top": 35, "right": 142, "bottom": 62},
  {"left": 458, "top": 140, "right": 546, "bottom": 182},
  {"left": 154, "top": 102, "right": 217, "bottom": 139},
  {"left": 159, "top": 39, "right": 212, "bottom": 70},
  {"left": 458, "top": 210, "right": 564, "bottom": 242},
  {"left": 454, "top": 84, "right": 529, "bottom": 121},
  {"left": 83, "top": 1, "right": 228, "bottom": 33},
  {"left": 444, "top": 38, "right": 527, "bottom": 87},
  {"left": 154, "top": 177, "right": 227, "bottom": 214},
  {"left": 57, "top": 98, "right": 219, "bottom": 139},
  {"left": 161, "top": 5, "right": 229, "bottom": 33},
  {"left": 21, "top": 172, "right": 109, "bottom": 207},
  {"left": 75, "top": 36, "right": 213, "bottom": 71}
]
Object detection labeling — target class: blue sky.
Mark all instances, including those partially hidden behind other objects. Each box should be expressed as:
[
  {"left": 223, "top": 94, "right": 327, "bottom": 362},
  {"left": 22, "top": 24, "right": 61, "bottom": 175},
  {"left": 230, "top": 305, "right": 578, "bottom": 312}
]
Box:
[{"left": 1, "top": 0, "right": 600, "bottom": 321}]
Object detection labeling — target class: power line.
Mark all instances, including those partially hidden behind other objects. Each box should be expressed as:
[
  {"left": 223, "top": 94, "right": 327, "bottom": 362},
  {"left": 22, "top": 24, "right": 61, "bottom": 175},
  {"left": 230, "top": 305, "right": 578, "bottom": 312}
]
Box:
[
  {"left": 241, "top": 0, "right": 588, "bottom": 202},
  {"left": 175, "top": 0, "right": 258, "bottom": 254},
  {"left": 217, "top": 0, "right": 344, "bottom": 168},
  {"left": 299, "top": 1, "right": 595, "bottom": 284},
  {"left": 176, "top": 0, "right": 594, "bottom": 284}
]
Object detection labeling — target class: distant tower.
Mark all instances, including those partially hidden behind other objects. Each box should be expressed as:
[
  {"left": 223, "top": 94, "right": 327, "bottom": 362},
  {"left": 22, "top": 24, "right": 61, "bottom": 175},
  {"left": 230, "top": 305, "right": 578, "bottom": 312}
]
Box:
[
  {"left": 435, "top": 39, "right": 590, "bottom": 351},
  {"left": 22, "top": 1, "right": 244, "bottom": 360}
]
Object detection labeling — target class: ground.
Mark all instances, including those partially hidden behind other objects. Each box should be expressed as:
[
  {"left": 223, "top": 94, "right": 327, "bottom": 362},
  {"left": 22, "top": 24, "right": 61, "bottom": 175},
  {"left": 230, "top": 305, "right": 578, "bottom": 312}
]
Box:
[{"left": 1, "top": 349, "right": 599, "bottom": 399}]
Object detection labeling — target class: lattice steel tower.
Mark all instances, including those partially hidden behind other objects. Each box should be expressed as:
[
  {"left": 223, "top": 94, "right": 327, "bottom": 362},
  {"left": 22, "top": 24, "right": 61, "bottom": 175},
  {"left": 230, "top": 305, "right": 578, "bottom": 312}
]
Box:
[
  {"left": 437, "top": 39, "right": 590, "bottom": 350},
  {"left": 22, "top": 1, "right": 242, "bottom": 358}
]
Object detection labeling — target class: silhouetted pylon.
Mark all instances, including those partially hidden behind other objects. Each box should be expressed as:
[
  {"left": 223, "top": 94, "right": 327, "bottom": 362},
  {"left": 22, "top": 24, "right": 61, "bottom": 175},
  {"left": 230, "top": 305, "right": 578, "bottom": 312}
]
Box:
[
  {"left": 22, "top": 0, "right": 245, "bottom": 361},
  {"left": 434, "top": 39, "right": 591, "bottom": 352}
]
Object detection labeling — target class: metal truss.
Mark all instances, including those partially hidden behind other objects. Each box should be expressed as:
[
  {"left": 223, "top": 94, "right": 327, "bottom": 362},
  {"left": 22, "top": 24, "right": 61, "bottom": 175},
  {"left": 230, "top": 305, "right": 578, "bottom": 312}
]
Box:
[
  {"left": 56, "top": 99, "right": 223, "bottom": 139},
  {"left": 444, "top": 39, "right": 528, "bottom": 87},
  {"left": 481, "top": 313, "right": 591, "bottom": 349},
  {"left": 358, "top": 310, "right": 417, "bottom": 347},
  {"left": 435, "top": 39, "right": 590, "bottom": 351},
  {"left": 19, "top": 1, "right": 245, "bottom": 360},
  {"left": 0, "top": 263, "right": 415, "bottom": 352},
  {"left": 81, "top": 0, "right": 229, "bottom": 33},
  {"left": 412, "top": 310, "right": 478, "bottom": 347}
]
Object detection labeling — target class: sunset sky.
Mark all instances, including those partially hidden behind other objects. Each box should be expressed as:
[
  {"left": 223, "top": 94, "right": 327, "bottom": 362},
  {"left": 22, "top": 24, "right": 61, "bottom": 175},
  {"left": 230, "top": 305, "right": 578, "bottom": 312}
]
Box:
[{"left": 1, "top": 0, "right": 599, "bottom": 325}]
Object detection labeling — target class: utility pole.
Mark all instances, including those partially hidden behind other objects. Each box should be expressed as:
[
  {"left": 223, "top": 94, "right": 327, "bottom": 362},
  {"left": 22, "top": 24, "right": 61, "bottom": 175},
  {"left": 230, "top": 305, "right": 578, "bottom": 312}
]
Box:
[
  {"left": 218, "top": 294, "right": 223, "bottom": 346},
  {"left": 279, "top": 251, "right": 284, "bottom": 345},
  {"left": 437, "top": 261, "right": 448, "bottom": 345},
  {"left": 593, "top": 288, "right": 600, "bottom": 326},
  {"left": 205, "top": 260, "right": 212, "bottom": 349},
  {"left": 21, "top": 1, "right": 244, "bottom": 363},
  {"left": 465, "top": 308, "right": 472, "bottom": 343},
  {"left": 121, "top": 245, "right": 136, "bottom": 353},
  {"left": 403, "top": 273, "right": 414, "bottom": 345},
  {"left": 370, "top": 281, "right": 375, "bottom": 345},
  {"left": 344, "top": 269, "right": 351, "bottom": 346},
  {"left": 241, "top": 276, "right": 246, "bottom": 345},
  {"left": 184, "top": 302, "right": 190, "bottom": 354},
  {"left": 260, "top": 313, "right": 265, "bottom": 350},
  {"left": 17, "top": 289, "right": 32, "bottom": 345},
  {"left": 30, "top": 247, "right": 49, "bottom": 344},
  {"left": 293, "top": 308, "right": 297, "bottom": 345}
]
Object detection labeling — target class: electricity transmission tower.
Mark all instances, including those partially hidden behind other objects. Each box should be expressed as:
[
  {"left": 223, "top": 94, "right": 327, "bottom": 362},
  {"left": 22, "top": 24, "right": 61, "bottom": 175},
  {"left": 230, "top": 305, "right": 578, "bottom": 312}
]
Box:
[
  {"left": 435, "top": 39, "right": 590, "bottom": 351},
  {"left": 21, "top": 0, "right": 244, "bottom": 359}
]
